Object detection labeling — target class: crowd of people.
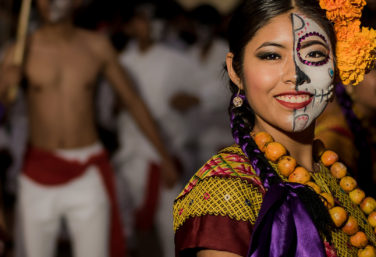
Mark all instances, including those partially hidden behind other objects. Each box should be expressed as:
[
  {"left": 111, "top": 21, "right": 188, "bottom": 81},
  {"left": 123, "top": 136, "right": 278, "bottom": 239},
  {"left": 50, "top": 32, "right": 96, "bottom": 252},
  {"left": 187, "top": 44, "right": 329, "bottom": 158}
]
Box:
[
  {"left": 0, "top": 0, "right": 233, "bottom": 257},
  {"left": 0, "top": 0, "right": 375, "bottom": 257}
]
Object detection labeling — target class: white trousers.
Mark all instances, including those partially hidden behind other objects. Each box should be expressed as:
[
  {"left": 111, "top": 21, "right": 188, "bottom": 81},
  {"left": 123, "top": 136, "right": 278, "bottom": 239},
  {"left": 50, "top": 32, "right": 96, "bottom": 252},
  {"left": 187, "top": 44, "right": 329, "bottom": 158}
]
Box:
[
  {"left": 116, "top": 157, "right": 180, "bottom": 257},
  {"left": 18, "top": 143, "right": 110, "bottom": 257}
]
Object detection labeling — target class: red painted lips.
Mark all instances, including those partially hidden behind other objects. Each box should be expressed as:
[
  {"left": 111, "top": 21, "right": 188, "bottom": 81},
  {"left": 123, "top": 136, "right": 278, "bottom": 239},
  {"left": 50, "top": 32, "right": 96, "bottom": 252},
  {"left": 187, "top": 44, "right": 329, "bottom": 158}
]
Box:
[{"left": 275, "top": 91, "right": 313, "bottom": 110}]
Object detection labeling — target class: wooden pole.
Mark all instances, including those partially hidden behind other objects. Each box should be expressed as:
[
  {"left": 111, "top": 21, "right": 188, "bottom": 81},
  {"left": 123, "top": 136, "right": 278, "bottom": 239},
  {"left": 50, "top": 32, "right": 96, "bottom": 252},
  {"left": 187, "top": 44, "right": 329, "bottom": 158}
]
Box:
[{"left": 7, "top": 0, "right": 32, "bottom": 102}]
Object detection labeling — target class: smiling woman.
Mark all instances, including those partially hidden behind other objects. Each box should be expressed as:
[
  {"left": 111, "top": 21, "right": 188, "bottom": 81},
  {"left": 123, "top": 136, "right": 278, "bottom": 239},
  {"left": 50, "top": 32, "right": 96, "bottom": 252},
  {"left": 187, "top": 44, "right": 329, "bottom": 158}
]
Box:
[
  {"left": 227, "top": 12, "right": 334, "bottom": 134},
  {"left": 173, "top": 0, "right": 376, "bottom": 256}
]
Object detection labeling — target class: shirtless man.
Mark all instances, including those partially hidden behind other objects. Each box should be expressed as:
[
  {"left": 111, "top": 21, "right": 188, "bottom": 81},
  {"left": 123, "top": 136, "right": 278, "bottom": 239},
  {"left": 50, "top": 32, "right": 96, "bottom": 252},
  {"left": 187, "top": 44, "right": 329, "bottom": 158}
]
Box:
[{"left": 0, "top": 0, "right": 178, "bottom": 257}]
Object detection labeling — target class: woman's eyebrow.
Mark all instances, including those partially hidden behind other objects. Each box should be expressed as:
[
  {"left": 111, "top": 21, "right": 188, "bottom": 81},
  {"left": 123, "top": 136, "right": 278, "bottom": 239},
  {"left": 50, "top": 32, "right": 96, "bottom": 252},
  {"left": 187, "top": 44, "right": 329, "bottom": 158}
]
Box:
[
  {"left": 256, "top": 42, "right": 285, "bottom": 50},
  {"left": 300, "top": 40, "right": 329, "bottom": 50}
]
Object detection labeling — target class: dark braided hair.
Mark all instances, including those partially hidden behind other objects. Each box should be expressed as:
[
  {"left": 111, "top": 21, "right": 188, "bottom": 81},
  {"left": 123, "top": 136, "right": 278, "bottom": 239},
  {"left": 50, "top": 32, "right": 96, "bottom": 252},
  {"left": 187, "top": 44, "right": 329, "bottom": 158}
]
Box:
[{"left": 227, "top": 0, "right": 336, "bottom": 241}]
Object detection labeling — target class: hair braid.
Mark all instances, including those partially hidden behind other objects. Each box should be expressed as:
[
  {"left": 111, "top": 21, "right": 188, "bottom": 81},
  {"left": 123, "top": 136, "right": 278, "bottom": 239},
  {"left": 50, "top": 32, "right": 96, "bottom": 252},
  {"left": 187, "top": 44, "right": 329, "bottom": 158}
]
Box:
[
  {"left": 228, "top": 91, "right": 334, "bottom": 241},
  {"left": 229, "top": 91, "right": 280, "bottom": 185}
]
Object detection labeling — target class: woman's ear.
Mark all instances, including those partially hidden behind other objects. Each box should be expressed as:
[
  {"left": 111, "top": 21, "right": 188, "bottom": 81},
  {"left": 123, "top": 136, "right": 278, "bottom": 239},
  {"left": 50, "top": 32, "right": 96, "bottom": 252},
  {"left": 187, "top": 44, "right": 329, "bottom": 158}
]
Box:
[{"left": 226, "top": 52, "right": 243, "bottom": 90}]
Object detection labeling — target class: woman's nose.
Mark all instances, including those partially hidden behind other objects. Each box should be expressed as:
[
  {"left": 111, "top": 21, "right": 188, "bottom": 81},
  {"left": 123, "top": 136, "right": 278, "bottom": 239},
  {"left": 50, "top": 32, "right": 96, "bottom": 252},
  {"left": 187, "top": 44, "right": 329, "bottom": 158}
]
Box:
[
  {"left": 296, "top": 65, "right": 311, "bottom": 86},
  {"left": 282, "top": 54, "right": 310, "bottom": 86}
]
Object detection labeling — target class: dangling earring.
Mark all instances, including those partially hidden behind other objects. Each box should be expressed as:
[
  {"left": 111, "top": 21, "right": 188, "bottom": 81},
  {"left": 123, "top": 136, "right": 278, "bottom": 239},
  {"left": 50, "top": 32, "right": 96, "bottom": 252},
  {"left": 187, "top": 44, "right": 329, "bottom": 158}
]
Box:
[{"left": 233, "top": 88, "right": 243, "bottom": 107}]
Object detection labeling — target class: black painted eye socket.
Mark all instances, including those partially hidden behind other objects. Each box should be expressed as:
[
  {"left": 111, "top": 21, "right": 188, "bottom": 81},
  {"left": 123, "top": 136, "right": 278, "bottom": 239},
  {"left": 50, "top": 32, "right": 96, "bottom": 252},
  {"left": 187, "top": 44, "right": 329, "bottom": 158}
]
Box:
[{"left": 297, "top": 32, "right": 330, "bottom": 66}]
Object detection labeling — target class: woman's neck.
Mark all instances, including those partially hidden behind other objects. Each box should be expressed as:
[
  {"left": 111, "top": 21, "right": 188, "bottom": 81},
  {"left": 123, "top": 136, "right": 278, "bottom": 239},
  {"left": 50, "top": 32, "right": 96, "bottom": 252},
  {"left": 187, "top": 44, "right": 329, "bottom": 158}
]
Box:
[{"left": 253, "top": 121, "right": 316, "bottom": 171}]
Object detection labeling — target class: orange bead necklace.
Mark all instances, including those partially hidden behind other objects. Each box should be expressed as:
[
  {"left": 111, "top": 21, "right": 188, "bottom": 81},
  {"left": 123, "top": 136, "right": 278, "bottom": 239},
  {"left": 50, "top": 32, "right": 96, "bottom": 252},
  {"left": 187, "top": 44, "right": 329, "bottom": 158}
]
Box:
[{"left": 252, "top": 131, "right": 376, "bottom": 256}]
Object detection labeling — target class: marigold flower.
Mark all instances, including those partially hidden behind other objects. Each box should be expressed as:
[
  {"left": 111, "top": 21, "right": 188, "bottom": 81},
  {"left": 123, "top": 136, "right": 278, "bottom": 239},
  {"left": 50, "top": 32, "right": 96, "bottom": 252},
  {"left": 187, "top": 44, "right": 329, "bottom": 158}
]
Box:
[
  {"left": 320, "top": 0, "right": 376, "bottom": 85},
  {"left": 334, "top": 20, "right": 360, "bottom": 40}
]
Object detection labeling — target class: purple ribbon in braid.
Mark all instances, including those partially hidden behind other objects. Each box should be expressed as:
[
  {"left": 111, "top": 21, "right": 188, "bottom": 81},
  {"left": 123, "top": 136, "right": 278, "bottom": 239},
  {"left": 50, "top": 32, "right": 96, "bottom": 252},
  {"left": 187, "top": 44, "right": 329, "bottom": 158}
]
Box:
[{"left": 229, "top": 99, "right": 326, "bottom": 257}]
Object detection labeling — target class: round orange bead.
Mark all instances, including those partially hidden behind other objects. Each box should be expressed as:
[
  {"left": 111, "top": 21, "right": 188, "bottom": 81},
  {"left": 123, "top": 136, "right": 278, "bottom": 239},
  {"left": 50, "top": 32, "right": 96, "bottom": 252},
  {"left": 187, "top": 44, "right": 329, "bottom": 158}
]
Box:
[
  {"left": 360, "top": 197, "right": 376, "bottom": 215},
  {"left": 330, "top": 162, "right": 347, "bottom": 179},
  {"left": 350, "top": 231, "right": 368, "bottom": 248},
  {"left": 277, "top": 156, "right": 297, "bottom": 177},
  {"left": 264, "top": 142, "right": 287, "bottom": 162},
  {"left": 342, "top": 216, "right": 359, "bottom": 235},
  {"left": 329, "top": 206, "right": 348, "bottom": 227},
  {"left": 339, "top": 176, "right": 357, "bottom": 193},
  {"left": 254, "top": 132, "right": 273, "bottom": 152},
  {"left": 321, "top": 150, "right": 338, "bottom": 167},
  {"left": 288, "top": 166, "right": 311, "bottom": 184},
  {"left": 358, "top": 245, "right": 376, "bottom": 257},
  {"left": 367, "top": 212, "right": 376, "bottom": 227},
  {"left": 349, "top": 188, "right": 366, "bottom": 205}
]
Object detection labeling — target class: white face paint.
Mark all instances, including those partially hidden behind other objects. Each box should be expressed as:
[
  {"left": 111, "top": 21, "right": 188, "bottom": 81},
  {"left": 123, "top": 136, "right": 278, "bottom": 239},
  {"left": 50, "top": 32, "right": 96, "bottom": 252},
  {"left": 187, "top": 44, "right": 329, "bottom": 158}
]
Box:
[
  {"left": 49, "top": 0, "right": 73, "bottom": 23},
  {"left": 291, "top": 13, "right": 335, "bottom": 131}
]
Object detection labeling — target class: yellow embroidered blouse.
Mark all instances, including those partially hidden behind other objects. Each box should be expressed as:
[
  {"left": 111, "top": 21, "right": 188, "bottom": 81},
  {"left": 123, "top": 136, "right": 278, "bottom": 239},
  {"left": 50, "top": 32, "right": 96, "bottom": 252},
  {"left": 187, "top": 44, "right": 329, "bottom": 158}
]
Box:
[{"left": 173, "top": 145, "right": 376, "bottom": 257}]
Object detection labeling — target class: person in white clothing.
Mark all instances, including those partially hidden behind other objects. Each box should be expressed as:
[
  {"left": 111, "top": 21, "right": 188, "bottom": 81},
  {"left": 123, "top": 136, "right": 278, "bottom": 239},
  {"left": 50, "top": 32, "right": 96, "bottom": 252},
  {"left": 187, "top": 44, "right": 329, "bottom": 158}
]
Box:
[
  {"left": 0, "top": 0, "right": 179, "bottom": 256},
  {"left": 112, "top": 4, "right": 199, "bottom": 257},
  {"left": 186, "top": 5, "right": 234, "bottom": 167}
]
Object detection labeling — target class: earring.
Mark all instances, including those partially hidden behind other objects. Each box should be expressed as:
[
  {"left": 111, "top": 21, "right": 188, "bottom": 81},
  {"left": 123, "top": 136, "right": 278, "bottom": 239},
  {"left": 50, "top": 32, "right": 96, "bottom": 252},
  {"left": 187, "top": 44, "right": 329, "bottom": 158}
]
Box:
[{"left": 233, "top": 88, "right": 243, "bottom": 107}]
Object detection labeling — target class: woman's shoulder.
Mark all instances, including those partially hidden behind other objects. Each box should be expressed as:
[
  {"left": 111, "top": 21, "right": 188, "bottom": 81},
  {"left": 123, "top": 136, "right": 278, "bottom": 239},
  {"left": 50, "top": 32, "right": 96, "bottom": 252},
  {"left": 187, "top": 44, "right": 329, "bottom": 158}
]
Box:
[
  {"left": 173, "top": 145, "right": 266, "bottom": 232},
  {"left": 176, "top": 145, "right": 264, "bottom": 200}
]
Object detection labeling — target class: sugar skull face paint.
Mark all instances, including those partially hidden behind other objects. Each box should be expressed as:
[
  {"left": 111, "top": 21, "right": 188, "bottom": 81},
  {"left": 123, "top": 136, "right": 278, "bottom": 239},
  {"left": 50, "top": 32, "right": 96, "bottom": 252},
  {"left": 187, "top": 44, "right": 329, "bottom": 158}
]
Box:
[{"left": 291, "top": 13, "right": 335, "bottom": 131}]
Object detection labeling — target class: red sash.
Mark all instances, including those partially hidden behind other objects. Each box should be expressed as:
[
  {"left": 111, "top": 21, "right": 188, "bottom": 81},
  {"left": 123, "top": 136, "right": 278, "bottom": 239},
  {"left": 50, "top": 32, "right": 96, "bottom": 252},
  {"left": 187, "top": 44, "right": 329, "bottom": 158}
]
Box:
[
  {"left": 23, "top": 146, "right": 126, "bottom": 257},
  {"left": 134, "top": 162, "right": 161, "bottom": 230}
]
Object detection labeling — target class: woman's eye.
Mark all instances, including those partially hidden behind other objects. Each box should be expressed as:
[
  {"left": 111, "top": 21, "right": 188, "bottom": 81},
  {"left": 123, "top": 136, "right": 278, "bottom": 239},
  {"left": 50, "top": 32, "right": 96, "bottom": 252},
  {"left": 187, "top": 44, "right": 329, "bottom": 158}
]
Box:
[
  {"left": 306, "top": 51, "right": 327, "bottom": 59},
  {"left": 257, "top": 53, "right": 281, "bottom": 60},
  {"left": 297, "top": 36, "right": 330, "bottom": 66}
]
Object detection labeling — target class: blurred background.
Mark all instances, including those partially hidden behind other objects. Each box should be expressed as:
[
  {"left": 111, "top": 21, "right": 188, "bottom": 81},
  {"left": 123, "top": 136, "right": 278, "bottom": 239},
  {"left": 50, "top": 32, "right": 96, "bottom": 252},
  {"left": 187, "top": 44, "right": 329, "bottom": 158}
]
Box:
[
  {"left": 1, "top": 0, "right": 376, "bottom": 257},
  {"left": 0, "top": 0, "right": 241, "bottom": 256}
]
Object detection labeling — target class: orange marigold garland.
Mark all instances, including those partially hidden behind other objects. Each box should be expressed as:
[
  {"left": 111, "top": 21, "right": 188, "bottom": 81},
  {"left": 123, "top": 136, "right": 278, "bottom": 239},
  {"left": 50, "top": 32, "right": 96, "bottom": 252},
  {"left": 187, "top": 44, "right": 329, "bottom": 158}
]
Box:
[{"left": 319, "top": 0, "right": 376, "bottom": 85}]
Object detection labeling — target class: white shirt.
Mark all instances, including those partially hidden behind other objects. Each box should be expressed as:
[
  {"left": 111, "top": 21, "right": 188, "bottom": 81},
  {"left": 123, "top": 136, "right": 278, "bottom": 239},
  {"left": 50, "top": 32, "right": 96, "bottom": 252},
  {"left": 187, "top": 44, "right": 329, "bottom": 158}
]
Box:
[{"left": 115, "top": 42, "right": 198, "bottom": 163}]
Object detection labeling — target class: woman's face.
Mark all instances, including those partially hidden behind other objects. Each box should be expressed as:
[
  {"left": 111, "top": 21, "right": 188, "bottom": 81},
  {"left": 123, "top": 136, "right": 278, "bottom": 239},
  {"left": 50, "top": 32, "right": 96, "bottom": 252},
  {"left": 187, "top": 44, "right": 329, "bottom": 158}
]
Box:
[{"left": 228, "top": 12, "right": 335, "bottom": 132}]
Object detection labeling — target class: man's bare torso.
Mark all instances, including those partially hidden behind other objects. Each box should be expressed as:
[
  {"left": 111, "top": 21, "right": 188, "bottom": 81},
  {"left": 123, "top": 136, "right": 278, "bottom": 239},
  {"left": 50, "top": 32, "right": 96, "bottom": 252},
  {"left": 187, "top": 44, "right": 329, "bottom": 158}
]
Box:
[{"left": 25, "top": 27, "right": 104, "bottom": 150}]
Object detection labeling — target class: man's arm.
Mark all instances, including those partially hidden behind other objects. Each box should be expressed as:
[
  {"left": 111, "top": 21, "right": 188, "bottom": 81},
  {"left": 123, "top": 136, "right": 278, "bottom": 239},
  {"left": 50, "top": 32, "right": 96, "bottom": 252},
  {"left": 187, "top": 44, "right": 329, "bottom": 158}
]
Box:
[{"left": 96, "top": 35, "right": 178, "bottom": 188}]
